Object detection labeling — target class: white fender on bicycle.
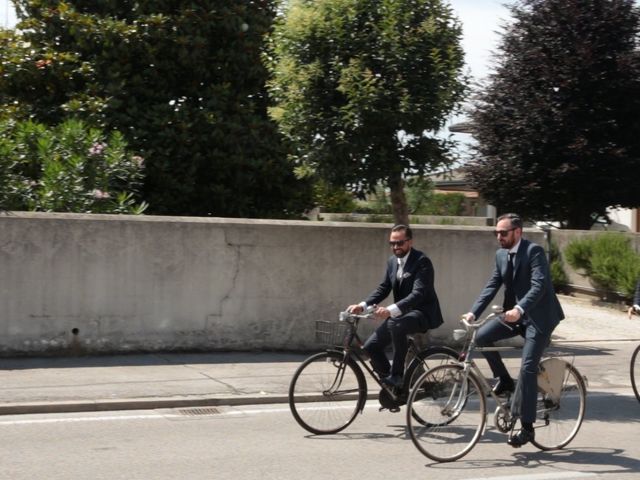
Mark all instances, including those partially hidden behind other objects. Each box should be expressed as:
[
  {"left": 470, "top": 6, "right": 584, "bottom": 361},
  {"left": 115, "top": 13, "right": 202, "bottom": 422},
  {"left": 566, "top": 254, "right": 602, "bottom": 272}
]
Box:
[{"left": 537, "top": 357, "right": 566, "bottom": 403}]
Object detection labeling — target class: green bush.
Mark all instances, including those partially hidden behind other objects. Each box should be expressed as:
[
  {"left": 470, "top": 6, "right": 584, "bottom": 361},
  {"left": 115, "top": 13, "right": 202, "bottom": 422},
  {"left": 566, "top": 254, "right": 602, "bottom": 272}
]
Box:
[
  {"left": 548, "top": 241, "right": 568, "bottom": 293},
  {"left": 345, "top": 178, "right": 466, "bottom": 216},
  {"left": 312, "top": 180, "right": 357, "bottom": 213},
  {"left": 565, "top": 233, "right": 640, "bottom": 299},
  {"left": 406, "top": 177, "right": 465, "bottom": 216},
  {"left": 0, "top": 118, "right": 147, "bottom": 214}
]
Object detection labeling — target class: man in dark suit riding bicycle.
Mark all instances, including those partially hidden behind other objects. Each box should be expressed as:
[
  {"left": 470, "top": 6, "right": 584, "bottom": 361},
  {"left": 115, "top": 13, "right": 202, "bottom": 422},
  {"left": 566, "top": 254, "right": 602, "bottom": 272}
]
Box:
[
  {"left": 462, "top": 213, "right": 564, "bottom": 448},
  {"left": 347, "top": 224, "right": 444, "bottom": 389}
]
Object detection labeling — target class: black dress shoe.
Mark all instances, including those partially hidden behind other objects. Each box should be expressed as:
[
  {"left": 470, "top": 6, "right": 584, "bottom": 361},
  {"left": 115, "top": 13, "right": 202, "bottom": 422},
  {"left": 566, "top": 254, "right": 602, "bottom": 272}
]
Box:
[
  {"left": 382, "top": 374, "right": 403, "bottom": 388},
  {"left": 507, "top": 428, "right": 535, "bottom": 448},
  {"left": 492, "top": 377, "right": 515, "bottom": 396}
]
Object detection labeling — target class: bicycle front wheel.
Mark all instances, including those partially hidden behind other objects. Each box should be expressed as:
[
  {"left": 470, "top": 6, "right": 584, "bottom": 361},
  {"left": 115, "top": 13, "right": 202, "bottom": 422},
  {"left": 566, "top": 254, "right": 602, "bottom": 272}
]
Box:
[
  {"left": 532, "top": 358, "right": 587, "bottom": 450},
  {"left": 407, "top": 364, "right": 486, "bottom": 463},
  {"left": 631, "top": 344, "right": 640, "bottom": 403},
  {"left": 289, "top": 351, "right": 366, "bottom": 435}
]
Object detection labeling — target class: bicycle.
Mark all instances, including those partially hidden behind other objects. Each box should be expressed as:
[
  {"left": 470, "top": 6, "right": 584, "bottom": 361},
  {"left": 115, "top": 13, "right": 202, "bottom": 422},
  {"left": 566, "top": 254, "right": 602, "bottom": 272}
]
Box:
[
  {"left": 406, "top": 308, "right": 587, "bottom": 462},
  {"left": 289, "top": 308, "right": 459, "bottom": 435},
  {"left": 630, "top": 305, "right": 640, "bottom": 403}
]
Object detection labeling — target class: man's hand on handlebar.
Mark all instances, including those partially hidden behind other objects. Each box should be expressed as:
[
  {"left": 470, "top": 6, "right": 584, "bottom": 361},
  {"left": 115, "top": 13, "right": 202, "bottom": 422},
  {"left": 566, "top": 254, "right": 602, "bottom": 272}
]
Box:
[
  {"left": 628, "top": 305, "right": 640, "bottom": 319},
  {"left": 461, "top": 312, "right": 475, "bottom": 323},
  {"left": 372, "top": 306, "right": 391, "bottom": 320},
  {"left": 503, "top": 307, "right": 522, "bottom": 323},
  {"left": 347, "top": 304, "right": 364, "bottom": 314},
  {"left": 346, "top": 304, "right": 387, "bottom": 319}
]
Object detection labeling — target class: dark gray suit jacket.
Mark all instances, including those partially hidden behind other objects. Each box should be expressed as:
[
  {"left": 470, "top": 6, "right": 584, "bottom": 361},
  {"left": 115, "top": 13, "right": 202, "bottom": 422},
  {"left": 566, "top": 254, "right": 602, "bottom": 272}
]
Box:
[
  {"left": 365, "top": 248, "right": 444, "bottom": 330},
  {"left": 471, "top": 238, "right": 564, "bottom": 335}
]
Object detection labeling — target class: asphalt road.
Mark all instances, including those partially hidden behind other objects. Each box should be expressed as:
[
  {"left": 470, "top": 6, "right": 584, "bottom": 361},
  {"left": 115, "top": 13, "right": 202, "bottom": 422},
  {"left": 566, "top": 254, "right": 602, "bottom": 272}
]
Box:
[
  {"left": 2, "top": 337, "right": 640, "bottom": 480},
  {"left": 1, "top": 391, "right": 638, "bottom": 480}
]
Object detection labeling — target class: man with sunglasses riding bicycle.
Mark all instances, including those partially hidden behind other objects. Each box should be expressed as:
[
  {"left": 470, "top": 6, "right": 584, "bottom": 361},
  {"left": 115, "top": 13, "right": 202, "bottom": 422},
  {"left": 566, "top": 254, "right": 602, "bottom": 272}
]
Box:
[
  {"left": 347, "top": 224, "right": 444, "bottom": 389},
  {"left": 462, "top": 213, "right": 564, "bottom": 448}
]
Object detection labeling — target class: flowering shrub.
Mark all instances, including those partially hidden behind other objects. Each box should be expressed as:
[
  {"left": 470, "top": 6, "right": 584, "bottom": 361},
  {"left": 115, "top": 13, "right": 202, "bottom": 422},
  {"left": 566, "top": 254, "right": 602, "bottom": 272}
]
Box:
[{"left": 0, "top": 118, "right": 147, "bottom": 214}]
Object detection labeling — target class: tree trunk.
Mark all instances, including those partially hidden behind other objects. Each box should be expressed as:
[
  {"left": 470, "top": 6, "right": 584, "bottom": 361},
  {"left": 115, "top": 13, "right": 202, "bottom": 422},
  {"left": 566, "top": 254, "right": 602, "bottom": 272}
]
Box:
[{"left": 388, "top": 173, "right": 409, "bottom": 225}]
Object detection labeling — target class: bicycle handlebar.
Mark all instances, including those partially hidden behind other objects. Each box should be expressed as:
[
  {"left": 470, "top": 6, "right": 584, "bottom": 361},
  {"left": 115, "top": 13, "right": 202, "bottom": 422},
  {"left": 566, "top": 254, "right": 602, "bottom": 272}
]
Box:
[
  {"left": 461, "top": 311, "right": 498, "bottom": 329},
  {"left": 460, "top": 305, "right": 520, "bottom": 337},
  {"left": 339, "top": 305, "right": 376, "bottom": 322}
]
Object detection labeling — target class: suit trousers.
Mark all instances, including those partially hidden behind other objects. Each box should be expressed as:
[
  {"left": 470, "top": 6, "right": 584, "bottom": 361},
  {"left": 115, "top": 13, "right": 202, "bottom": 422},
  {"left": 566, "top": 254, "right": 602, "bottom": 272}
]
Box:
[
  {"left": 364, "top": 311, "right": 426, "bottom": 377},
  {"left": 475, "top": 318, "right": 551, "bottom": 424}
]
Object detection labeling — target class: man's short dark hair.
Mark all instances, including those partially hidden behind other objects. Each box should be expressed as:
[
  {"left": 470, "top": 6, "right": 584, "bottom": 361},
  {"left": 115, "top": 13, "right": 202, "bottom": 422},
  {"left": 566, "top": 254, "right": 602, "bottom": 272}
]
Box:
[
  {"left": 391, "top": 224, "right": 413, "bottom": 239},
  {"left": 497, "top": 213, "right": 523, "bottom": 230}
]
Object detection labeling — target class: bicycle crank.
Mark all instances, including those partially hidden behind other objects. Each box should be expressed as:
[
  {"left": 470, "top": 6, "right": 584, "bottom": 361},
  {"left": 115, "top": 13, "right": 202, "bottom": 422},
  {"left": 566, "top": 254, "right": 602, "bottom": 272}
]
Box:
[
  {"left": 493, "top": 405, "right": 515, "bottom": 433},
  {"left": 378, "top": 388, "right": 402, "bottom": 412}
]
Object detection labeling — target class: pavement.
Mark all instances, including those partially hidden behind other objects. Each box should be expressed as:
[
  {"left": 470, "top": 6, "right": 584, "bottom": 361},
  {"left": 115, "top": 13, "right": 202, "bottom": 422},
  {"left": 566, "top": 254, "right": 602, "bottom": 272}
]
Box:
[{"left": 1, "top": 294, "right": 640, "bottom": 416}]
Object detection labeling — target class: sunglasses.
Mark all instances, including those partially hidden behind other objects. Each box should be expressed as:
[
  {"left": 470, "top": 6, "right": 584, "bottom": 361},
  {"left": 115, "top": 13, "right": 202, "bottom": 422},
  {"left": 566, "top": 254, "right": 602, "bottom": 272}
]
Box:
[
  {"left": 494, "top": 228, "right": 516, "bottom": 237},
  {"left": 389, "top": 239, "right": 409, "bottom": 247}
]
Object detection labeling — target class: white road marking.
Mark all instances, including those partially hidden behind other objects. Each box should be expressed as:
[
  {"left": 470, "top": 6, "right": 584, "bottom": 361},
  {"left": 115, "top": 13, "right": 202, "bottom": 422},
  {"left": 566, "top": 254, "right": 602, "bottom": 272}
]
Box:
[
  {"left": 0, "top": 413, "right": 169, "bottom": 425},
  {"left": 0, "top": 405, "right": 293, "bottom": 425}
]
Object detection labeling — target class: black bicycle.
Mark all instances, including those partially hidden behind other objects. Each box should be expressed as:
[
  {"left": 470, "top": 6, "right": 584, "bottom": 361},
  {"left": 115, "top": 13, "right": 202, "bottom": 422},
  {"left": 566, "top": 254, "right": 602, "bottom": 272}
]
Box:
[
  {"left": 630, "top": 305, "right": 640, "bottom": 403},
  {"left": 289, "top": 309, "right": 459, "bottom": 435}
]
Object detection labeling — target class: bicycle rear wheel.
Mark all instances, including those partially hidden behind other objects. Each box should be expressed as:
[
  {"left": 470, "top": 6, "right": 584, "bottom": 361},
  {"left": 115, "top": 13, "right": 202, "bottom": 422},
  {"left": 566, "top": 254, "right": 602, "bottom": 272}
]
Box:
[
  {"left": 631, "top": 344, "right": 640, "bottom": 403},
  {"left": 407, "top": 364, "right": 486, "bottom": 462},
  {"left": 406, "top": 346, "right": 460, "bottom": 425},
  {"left": 406, "top": 346, "right": 460, "bottom": 387},
  {"left": 531, "top": 358, "right": 586, "bottom": 450},
  {"left": 289, "top": 351, "right": 366, "bottom": 435}
]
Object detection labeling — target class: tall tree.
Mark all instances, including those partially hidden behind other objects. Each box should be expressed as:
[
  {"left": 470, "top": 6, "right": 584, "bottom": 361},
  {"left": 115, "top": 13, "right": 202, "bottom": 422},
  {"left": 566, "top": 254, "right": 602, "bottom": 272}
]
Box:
[
  {"left": 266, "top": 0, "right": 467, "bottom": 224},
  {"left": 466, "top": 0, "right": 640, "bottom": 230},
  {"left": 3, "top": 0, "right": 311, "bottom": 217}
]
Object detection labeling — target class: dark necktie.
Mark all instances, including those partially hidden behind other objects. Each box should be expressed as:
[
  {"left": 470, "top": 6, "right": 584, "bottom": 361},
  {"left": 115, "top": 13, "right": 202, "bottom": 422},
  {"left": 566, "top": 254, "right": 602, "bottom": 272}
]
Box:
[{"left": 503, "top": 252, "right": 516, "bottom": 310}]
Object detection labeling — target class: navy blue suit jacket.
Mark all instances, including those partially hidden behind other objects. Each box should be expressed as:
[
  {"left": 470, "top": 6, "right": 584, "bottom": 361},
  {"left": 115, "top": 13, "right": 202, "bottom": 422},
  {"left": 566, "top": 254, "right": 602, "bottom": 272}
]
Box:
[
  {"left": 365, "top": 248, "right": 444, "bottom": 330},
  {"left": 471, "top": 238, "right": 564, "bottom": 335}
]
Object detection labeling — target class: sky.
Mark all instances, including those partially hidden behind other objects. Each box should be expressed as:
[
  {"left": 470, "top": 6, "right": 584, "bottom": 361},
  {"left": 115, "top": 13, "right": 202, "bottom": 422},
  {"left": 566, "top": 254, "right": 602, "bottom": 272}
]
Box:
[{"left": 449, "top": 0, "right": 509, "bottom": 83}]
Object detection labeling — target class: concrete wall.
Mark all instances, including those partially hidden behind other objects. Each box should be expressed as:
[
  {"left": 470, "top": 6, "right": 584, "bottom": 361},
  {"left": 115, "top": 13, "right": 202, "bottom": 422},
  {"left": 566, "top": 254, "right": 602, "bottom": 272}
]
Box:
[{"left": 0, "top": 212, "right": 546, "bottom": 356}]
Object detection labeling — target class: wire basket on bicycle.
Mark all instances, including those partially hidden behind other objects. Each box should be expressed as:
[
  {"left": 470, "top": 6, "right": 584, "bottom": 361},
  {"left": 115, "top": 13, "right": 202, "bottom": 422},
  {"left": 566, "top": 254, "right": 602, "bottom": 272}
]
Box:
[{"left": 315, "top": 320, "right": 349, "bottom": 347}]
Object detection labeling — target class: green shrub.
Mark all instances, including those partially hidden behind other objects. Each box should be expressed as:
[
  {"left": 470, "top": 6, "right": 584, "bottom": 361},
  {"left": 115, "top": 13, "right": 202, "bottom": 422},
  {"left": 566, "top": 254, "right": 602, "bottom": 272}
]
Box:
[
  {"left": 0, "top": 118, "right": 147, "bottom": 214},
  {"left": 565, "top": 233, "right": 640, "bottom": 299},
  {"left": 549, "top": 241, "right": 569, "bottom": 293},
  {"left": 406, "top": 177, "right": 466, "bottom": 216},
  {"left": 312, "top": 180, "right": 357, "bottom": 213}
]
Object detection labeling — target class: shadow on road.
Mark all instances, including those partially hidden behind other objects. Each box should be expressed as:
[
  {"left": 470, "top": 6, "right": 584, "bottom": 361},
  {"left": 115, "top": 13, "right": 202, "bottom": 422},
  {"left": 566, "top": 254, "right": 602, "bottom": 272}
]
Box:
[{"left": 424, "top": 446, "right": 640, "bottom": 477}]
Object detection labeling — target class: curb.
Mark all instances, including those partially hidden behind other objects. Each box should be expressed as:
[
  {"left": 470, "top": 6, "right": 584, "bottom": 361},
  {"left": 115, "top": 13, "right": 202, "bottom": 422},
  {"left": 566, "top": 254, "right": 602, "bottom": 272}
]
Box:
[{"left": 0, "top": 394, "right": 290, "bottom": 416}]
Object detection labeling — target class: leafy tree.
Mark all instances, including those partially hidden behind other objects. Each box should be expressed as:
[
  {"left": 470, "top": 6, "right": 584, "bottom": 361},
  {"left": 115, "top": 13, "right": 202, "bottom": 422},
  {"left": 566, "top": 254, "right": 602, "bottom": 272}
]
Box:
[
  {"left": 266, "top": 0, "right": 467, "bottom": 224},
  {"left": 466, "top": 0, "right": 640, "bottom": 229},
  {"left": 0, "top": 118, "right": 147, "bottom": 214},
  {"left": 2, "top": 0, "right": 311, "bottom": 217}
]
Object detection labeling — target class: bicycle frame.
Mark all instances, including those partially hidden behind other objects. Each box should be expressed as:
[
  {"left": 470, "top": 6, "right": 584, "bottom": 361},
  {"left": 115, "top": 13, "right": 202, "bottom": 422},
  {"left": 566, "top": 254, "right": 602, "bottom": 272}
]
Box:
[
  {"left": 453, "top": 313, "right": 584, "bottom": 432},
  {"left": 331, "top": 313, "right": 422, "bottom": 404},
  {"left": 453, "top": 324, "right": 517, "bottom": 429}
]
